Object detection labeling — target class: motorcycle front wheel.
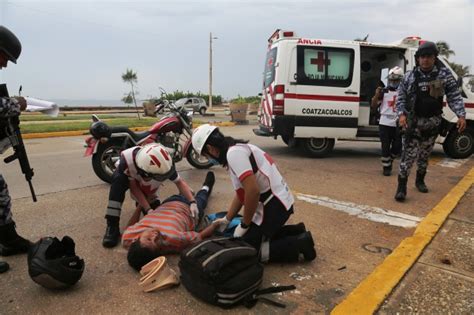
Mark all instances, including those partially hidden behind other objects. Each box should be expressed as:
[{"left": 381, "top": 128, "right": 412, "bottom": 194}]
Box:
[
  {"left": 185, "top": 146, "right": 213, "bottom": 169},
  {"left": 92, "top": 139, "right": 123, "bottom": 183}
]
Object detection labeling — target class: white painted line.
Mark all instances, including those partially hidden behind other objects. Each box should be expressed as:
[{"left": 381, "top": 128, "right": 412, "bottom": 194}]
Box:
[
  {"left": 296, "top": 193, "right": 422, "bottom": 228},
  {"left": 436, "top": 157, "right": 470, "bottom": 168}
]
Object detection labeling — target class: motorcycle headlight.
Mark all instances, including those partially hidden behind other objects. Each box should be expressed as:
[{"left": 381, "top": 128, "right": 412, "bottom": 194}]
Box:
[{"left": 186, "top": 111, "right": 193, "bottom": 120}]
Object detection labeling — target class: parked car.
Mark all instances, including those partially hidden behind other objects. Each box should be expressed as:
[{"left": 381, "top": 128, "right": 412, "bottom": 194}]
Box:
[{"left": 175, "top": 97, "right": 208, "bottom": 115}]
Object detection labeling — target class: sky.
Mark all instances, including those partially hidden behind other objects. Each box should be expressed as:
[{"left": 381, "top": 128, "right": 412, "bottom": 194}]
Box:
[{"left": 0, "top": 0, "right": 473, "bottom": 103}]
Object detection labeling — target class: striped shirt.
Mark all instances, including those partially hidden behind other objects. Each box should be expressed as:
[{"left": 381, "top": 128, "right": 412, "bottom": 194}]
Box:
[{"left": 121, "top": 201, "right": 201, "bottom": 252}]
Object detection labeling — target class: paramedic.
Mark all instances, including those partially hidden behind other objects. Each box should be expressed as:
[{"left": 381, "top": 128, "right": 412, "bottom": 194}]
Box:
[
  {"left": 102, "top": 143, "right": 197, "bottom": 248},
  {"left": 371, "top": 66, "right": 404, "bottom": 176},
  {"left": 191, "top": 124, "right": 316, "bottom": 263}
]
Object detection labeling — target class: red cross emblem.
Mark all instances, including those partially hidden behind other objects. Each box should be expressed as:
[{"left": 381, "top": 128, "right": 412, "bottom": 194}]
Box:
[
  {"left": 310, "top": 51, "right": 330, "bottom": 72},
  {"left": 388, "top": 95, "right": 397, "bottom": 112},
  {"left": 267, "top": 57, "right": 274, "bottom": 66}
]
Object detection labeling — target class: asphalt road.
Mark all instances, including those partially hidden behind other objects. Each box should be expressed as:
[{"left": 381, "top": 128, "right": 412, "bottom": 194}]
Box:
[{"left": 0, "top": 124, "right": 472, "bottom": 314}]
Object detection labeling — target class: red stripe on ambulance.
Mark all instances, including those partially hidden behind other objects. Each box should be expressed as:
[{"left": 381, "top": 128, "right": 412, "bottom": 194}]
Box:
[{"left": 285, "top": 93, "right": 360, "bottom": 102}]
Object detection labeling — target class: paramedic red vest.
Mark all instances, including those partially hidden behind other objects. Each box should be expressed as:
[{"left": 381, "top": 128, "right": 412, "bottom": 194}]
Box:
[
  {"left": 120, "top": 147, "right": 162, "bottom": 200},
  {"left": 227, "top": 144, "right": 294, "bottom": 226}
]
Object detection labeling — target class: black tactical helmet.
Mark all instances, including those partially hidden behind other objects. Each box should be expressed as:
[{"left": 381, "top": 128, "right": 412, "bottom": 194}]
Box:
[
  {"left": 90, "top": 121, "right": 111, "bottom": 139},
  {"left": 415, "top": 41, "right": 439, "bottom": 58},
  {"left": 28, "top": 236, "right": 85, "bottom": 290},
  {"left": 0, "top": 26, "right": 22, "bottom": 63}
]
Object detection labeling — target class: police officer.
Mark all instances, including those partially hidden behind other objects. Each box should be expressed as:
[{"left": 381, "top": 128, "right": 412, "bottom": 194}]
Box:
[
  {"left": 395, "top": 41, "right": 466, "bottom": 201},
  {"left": 0, "top": 26, "right": 31, "bottom": 273},
  {"left": 371, "top": 66, "right": 404, "bottom": 176}
]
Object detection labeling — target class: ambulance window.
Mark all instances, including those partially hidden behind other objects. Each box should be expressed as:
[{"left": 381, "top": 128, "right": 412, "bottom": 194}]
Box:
[
  {"left": 263, "top": 47, "right": 277, "bottom": 88},
  {"left": 297, "top": 46, "right": 354, "bottom": 87}
]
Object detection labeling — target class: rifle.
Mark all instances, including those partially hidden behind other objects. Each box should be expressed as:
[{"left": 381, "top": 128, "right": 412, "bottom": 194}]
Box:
[
  {"left": 402, "top": 70, "right": 419, "bottom": 140},
  {"left": 1, "top": 84, "right": 37, "bottom": 202}
]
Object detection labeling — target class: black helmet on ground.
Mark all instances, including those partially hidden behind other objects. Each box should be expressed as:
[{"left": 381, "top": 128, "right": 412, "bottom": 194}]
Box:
[
  {"left": 90, "top": 121, "right": 111, "bottom": 139},
  {"left": 28, "top": 236, "right": 85, "bottom": 290},
  {"left": 0, "top": 26, "right": 22, "bottom": 63},
  {"left": 415, "top": 41, "right": 439, "bottom": 58}
]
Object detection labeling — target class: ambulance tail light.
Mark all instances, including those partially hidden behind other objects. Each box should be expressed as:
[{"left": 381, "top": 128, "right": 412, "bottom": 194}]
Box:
[{"left": 273, "top": 84, "right": 285, "bottom": 115}]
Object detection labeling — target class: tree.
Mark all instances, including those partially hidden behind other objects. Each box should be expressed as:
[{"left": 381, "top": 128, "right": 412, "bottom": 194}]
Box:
[
  {"left": 436, "top": 41, "right": 455, "bottom": 59},
  {"left": 447, "top": 61, "right": 470, "bottom": 78},
  {"left": 122, "top": 68, "right": 140, "bottom": 119},
  {"left": 121, "top": 92, "right": 133, "bottom": 105},
  {"left": 435, "top": 41, "right": 471, "bottom": 79}
]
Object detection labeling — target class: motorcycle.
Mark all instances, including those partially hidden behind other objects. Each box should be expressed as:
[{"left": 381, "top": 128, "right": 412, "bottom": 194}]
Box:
[{"left": 84, "top": 91, "right": 212, "bottom": 183}]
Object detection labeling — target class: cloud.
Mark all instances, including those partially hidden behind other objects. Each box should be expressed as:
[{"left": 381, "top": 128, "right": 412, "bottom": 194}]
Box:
[{"left": 0, "top": 0, "right": 472, "bottom": 101}]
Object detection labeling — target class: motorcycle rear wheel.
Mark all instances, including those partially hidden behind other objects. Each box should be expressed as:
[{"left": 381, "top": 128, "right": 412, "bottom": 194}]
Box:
[
  {"left": 92, "top": 139, "right": 123, "bottom": 183},
  {"left": 185, "top": 145, "right": 213, "bottom": 169}
]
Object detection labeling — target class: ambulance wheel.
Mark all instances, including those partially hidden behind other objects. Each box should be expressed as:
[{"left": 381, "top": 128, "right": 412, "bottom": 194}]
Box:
[
  {"left": 301, "top": 138, "right": 335, "bottom": 157},
  {"left": 443, "top": 128, "right": 473, "bottom": 159}
]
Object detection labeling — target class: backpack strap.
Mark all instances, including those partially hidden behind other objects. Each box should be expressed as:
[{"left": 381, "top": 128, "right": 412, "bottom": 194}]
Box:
[
  {"left": 243, "top": 285, "right": 296, "bottom": 309},
  {"left": 249, "top": 152, "right": 258, "bottom": 174}
]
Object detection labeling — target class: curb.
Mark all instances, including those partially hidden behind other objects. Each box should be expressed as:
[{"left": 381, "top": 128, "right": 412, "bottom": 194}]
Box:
[
  {"left": 331, "top": 167, "right": 474, "bottom": 315},
  {"left": 22, "top": 121, "right": 237, "bottom": 139}
]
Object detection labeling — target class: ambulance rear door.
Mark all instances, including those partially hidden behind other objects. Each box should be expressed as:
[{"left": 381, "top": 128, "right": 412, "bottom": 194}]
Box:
[{"left": 288, "top": 41, "right": 360, "bottom": 139}]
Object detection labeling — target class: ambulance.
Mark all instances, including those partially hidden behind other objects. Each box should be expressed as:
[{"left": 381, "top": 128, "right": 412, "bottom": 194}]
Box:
[{"left": 254, "top": 29, "right": 474, "bottom": 158}]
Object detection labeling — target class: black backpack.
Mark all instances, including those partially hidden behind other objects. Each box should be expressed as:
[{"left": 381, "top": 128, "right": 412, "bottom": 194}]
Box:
[{"left": 179, "top": 237, "right": 294, "bottom": 309}]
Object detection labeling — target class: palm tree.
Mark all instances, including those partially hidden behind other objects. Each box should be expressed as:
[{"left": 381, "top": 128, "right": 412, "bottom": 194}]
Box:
[
  {"left": 447, "top": 61, "right": 470, "bottom": 78},
  {"left": 436, "top": 41, "right": 455, "bottom": 59},
  {"left": 122, "top": 68, "right": 140, "bottom": 119}
]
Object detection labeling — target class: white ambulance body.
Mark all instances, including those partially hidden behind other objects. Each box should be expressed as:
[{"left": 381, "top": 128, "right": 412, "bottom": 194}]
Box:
[{"left": 254, "top": 30, "right": 474, "bottom": 158}]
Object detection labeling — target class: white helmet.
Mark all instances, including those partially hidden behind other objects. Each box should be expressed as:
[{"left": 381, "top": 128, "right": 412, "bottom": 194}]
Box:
[
  {"left": 192, "top": 124, "right": 217, "bottom": 155},
  {"left": 387, "top": 66, "right": 404, "bottom": 81},
  {"left": 135, "top": 143, "right": 175, "bottom": 181}
]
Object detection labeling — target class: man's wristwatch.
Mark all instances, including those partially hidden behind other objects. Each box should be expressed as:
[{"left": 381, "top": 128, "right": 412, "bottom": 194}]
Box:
[{"left": 189, "top": 200, "right": 196, "bottom": 204}]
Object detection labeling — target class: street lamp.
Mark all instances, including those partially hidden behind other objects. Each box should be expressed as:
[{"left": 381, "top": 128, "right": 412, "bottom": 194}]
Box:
[{"left": 209, "top": 32, "right": 218, "bottom": 110}]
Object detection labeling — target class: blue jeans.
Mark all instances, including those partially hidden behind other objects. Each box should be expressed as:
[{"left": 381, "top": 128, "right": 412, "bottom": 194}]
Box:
[{"left": 162, "top": 189, "right": 209, "bottom": 221}]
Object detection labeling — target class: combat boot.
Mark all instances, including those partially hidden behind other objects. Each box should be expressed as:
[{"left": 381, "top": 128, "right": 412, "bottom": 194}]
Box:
[
  {"left": 0, "top": 222, "right": 31, "bottom": 256},
  {"left": 102, "top": 216, "right": 120, "bottom": 248},
  {"left": 395, "top": 175, "right": 408, "bottom": 202},
  {"left": 415, "top": 171, "right": 428, "bottom": 193}
]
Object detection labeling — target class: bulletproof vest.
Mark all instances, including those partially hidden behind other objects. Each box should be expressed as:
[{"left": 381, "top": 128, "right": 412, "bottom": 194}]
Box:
[{"left": 414, "top": 69, "right": 443, "bottom": 118}]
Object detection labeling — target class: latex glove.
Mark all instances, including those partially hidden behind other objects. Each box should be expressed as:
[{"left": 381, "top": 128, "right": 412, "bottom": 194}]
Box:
[
  {"left": 233, "top": 223, "right": 249, "bottom": 238},
  {"left": 214, "top": 216, "right": 230, "bottom": 232},
  {"left": 190, "top": 203, "right": 199, "bottom": 218}
]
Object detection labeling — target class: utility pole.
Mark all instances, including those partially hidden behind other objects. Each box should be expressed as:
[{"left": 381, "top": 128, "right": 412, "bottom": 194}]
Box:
[{"left": 209, "top": 32, "right": 217, "bottom": 110}]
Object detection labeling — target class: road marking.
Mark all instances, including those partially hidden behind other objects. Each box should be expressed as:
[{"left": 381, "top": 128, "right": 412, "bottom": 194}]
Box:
[
  {"left": 296, "top": 193, "right": 421, "bottom": 228},
  {"left": 436, "top": 157, "right": 470, "bottom": 168},
  {"left": 331, "top": 167, "right": 473, "bottom": 315},
  {"left": 428, "top": 156, "right": 443, "bottom": 165}
]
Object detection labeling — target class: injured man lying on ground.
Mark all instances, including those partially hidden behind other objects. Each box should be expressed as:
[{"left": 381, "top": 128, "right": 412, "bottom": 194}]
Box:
[{"left": 122, "top": 171, "right": 217, "bottom": 270}]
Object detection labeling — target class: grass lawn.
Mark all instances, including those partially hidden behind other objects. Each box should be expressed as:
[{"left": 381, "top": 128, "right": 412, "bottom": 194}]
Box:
[
  {"left": 20, "top": 114, "right": 135, "bottom": 121},
  {"left": 20, "top": 117, "right": 157, "bottom": 134},
  {"left": 19, "top": 117, "right": 206, "bottom": 134}
]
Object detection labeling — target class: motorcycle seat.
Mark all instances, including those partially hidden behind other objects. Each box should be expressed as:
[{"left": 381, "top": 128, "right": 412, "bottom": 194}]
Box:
[{"left": 109, "top": 126, "right": 151, "bottom": 142}]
